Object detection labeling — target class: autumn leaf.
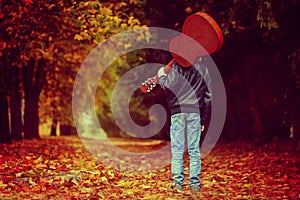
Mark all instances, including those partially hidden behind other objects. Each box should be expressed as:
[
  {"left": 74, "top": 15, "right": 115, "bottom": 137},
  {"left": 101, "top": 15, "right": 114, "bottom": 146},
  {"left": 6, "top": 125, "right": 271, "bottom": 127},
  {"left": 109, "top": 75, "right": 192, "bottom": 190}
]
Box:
[{"left": 22, "top": 0, "right": 33, "bottom": 6}]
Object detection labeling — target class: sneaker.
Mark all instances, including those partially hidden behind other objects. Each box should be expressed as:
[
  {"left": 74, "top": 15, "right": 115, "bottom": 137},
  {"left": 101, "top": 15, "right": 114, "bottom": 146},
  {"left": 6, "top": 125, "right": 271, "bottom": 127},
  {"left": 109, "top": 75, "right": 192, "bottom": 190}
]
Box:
[
  {"left": 190, "top": 185, "right": 201, "bottom": 192},
  {"left": 173, "top": 184, "right": 183, "bottom": 191}
]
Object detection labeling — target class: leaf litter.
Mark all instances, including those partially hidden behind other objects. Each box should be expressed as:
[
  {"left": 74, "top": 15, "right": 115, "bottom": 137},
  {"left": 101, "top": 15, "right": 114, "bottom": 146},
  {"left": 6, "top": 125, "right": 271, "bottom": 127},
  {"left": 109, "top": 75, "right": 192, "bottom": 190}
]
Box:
[{"left": 0, "top": 136, "right": 299, "bottom": 199}]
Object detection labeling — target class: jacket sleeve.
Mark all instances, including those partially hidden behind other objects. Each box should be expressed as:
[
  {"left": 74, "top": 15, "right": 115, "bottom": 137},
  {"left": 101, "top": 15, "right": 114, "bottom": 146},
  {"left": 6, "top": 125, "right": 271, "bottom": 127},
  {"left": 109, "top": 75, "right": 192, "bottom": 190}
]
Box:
[
  {"left": 158, "top": 64, "right": 178, "bottom": 91},
  {"left": 201, "top": 67, "right": 212, "bottom": 127}
]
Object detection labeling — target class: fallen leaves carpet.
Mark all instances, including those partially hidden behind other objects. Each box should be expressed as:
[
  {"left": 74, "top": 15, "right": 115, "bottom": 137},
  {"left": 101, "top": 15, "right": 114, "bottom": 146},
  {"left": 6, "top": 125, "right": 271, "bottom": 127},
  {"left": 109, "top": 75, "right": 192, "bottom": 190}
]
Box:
[{"left": 0, "top": 136, "right": 299, "bottom": 199}]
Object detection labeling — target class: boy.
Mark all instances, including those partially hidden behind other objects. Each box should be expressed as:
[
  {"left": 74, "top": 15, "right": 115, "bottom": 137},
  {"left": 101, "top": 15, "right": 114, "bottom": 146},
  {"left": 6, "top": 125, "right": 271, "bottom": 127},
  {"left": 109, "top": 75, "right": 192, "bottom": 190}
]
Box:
[{"left": 157, "top": 57, "right": 211, "bottom": 192}]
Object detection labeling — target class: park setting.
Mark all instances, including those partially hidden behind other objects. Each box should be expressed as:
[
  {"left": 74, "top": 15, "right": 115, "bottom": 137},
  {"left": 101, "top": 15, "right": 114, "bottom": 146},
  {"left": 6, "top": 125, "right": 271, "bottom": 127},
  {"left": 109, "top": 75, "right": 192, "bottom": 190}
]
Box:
[{"left": 1, "top": 0, "right": 300, "bottom": 199}]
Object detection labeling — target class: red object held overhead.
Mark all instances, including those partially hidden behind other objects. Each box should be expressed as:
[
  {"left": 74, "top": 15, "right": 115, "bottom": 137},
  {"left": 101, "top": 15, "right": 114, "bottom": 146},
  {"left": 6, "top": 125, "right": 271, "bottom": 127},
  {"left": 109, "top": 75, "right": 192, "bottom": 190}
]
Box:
[
  {"left": 140, "top": 12, "right": 224, "bottom": 93},
  {"left": 169, "top": 12, "right": 224, "bottom": 67}
]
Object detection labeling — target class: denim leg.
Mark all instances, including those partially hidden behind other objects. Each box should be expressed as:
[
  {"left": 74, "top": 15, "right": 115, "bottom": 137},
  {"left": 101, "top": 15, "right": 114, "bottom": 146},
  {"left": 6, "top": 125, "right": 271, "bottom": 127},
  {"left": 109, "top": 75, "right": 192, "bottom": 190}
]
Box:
[
  {"left": 186, "top": 113, "right": 201, "bottom": 186},
  {"left": 170, "top": 113, "right": 185, "bottom": 186}
]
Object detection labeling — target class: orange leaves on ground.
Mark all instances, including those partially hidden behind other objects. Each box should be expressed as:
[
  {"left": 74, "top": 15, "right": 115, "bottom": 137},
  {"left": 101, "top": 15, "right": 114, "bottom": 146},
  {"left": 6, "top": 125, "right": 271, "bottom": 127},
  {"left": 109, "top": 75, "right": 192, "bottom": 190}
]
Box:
[
  {"left": 22, "top": 0, "right": 33, "bottom": 6},
  {"left": 0, "top": 136, "right": 299, "bottom": 199}
]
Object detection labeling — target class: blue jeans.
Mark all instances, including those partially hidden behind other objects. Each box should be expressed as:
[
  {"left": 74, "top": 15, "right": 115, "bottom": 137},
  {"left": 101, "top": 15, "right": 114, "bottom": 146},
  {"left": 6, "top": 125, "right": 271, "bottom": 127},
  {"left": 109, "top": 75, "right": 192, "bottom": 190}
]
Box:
[{"left": 170, "top": 113, "right": 201, "bottom": 187}]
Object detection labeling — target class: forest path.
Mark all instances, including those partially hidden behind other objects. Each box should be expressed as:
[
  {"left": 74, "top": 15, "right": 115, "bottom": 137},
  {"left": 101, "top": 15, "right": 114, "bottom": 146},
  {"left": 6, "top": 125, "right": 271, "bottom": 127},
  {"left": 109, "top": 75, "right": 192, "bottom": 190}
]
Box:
[{"left": 0, "top": 136, "right": 299, "bottom": 199}]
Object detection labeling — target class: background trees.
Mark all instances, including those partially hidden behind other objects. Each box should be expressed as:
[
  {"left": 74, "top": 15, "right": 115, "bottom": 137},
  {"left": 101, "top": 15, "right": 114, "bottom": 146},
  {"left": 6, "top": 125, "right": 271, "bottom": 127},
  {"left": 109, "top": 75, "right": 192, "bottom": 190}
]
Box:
[
  {"left": 0, "top": 0, "right": 299, "bottom": 144},
  {"left": 0, "top": 0, "right": 77, "bottom": 141},
  {"left": 140, "top": 0, "right": 300, "bottom": 142}
]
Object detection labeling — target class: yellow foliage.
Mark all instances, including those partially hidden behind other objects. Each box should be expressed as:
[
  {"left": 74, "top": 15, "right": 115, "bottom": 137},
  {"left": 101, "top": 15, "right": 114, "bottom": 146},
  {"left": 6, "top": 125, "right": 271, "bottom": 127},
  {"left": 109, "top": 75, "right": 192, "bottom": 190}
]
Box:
[
  {"left": 74, "top": 34, "right": 83, "bottom": 41},
  {"left": 74, "top": 0, "right": 149, "bottom": 46}
]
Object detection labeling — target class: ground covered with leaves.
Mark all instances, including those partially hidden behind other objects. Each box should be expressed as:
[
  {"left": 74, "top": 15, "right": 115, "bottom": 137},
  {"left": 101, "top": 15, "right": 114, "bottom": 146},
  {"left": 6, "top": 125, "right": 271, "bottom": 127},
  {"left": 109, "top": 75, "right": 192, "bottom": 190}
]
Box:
[{"left": 0, "top": 136, "right": 299, "bottom": 199}]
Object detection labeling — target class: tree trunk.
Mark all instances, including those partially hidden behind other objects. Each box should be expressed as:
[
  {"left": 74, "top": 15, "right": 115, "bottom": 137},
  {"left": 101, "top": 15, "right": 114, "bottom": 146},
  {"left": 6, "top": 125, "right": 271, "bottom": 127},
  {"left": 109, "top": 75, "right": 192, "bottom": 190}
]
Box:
[
  {"left": 60, "top": 125, "right": 77, "bottom": 136},
  {"left": 22, "top": 58, "right": 46, "bottom": 139},
  {"left": 50, "top": 117, "right": 58, "bottom": 136},
  {"left": 0, "top": 92, "right": 11, "bottom": 144},
  {"left": 23, "top": 59, "right": 35, "bottom": 139},
  {"left": 0, "top": 55, "right": 11, "bottom": 144},
  {"left": 23, "top": 94, "right": 39, "bottom": 139},
  {"left": 9, "top": 66, "right": 23, "bottom": 141}
]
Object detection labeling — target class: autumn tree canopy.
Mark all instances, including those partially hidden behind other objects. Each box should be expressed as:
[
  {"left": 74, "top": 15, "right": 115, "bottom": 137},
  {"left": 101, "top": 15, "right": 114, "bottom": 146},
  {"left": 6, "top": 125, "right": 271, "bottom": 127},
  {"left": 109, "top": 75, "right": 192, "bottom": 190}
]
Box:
[{"left": 0, "top": 0, "right": 300, "bottom": 143}]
